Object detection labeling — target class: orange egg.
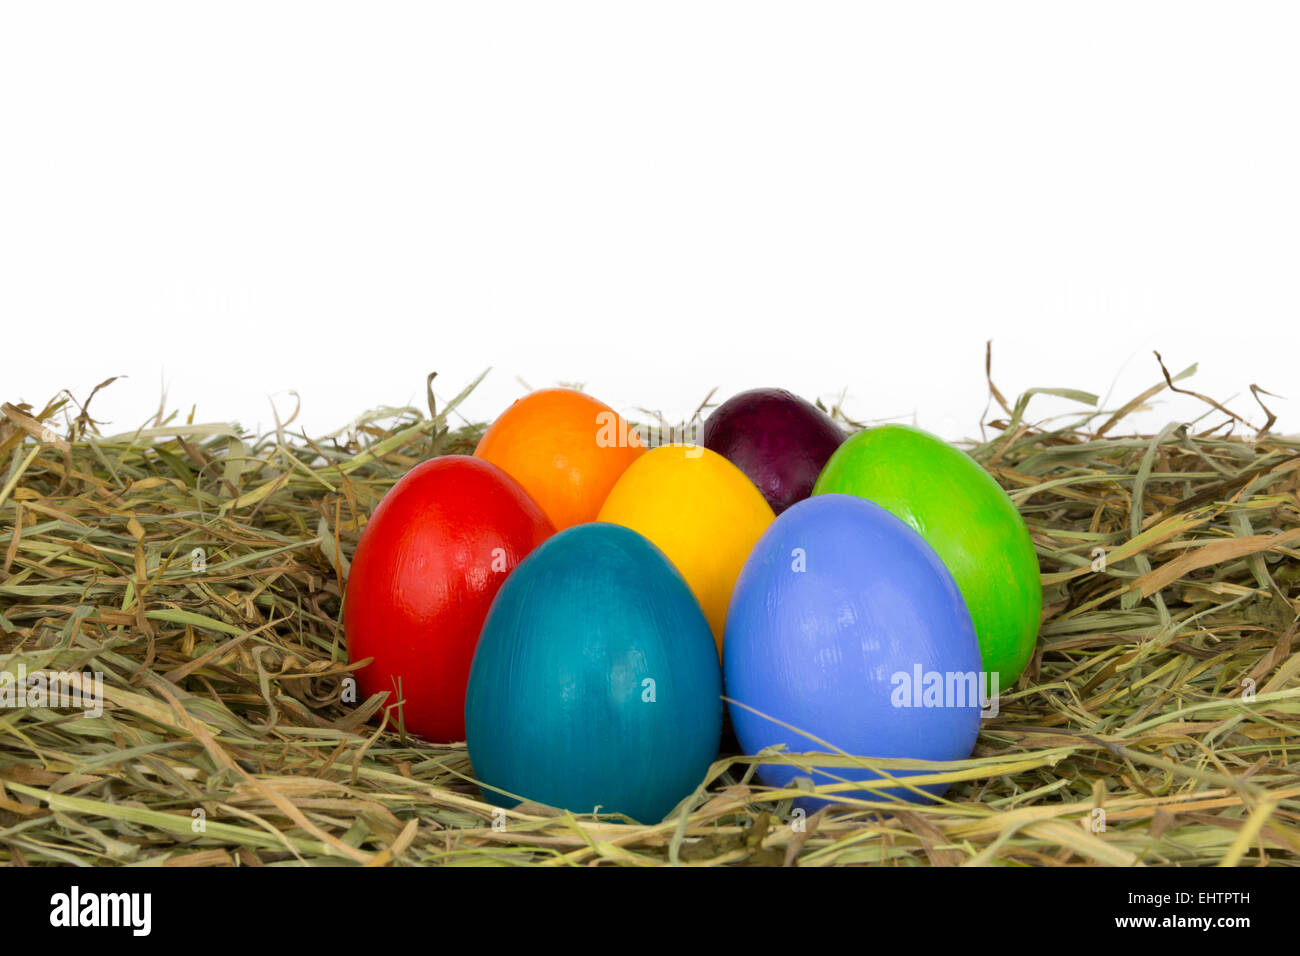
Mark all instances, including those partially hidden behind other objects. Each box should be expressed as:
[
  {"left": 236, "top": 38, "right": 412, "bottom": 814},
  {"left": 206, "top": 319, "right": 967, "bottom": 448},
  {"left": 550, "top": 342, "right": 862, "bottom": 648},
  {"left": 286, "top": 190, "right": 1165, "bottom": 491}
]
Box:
[{"left": 474, "top": 388, "right": 645, "bottom": 530}]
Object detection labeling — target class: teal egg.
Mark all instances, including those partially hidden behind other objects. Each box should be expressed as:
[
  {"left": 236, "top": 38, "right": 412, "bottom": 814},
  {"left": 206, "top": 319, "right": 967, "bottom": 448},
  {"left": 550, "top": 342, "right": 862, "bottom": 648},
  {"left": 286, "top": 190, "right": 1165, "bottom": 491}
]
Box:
[{"left": 465, "top": 522, "right": 722, "bottom": 823}]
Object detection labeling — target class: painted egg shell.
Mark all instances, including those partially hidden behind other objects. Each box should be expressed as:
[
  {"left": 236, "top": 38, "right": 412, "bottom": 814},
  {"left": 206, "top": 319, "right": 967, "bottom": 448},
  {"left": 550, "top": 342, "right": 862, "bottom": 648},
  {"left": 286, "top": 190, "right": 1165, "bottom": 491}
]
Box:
[
  {"left": 700, "top": 387, "right": 845, "bottom": 515},
  {"left": 465, "top": 523, "right": 722, "bottom": 823},
  {"left": 344, "top": 455, "right": 554, "bottom": 742},
  {"left": 724, "top": 494, "right": 983, "bottom": 804},
  {"left": 813, "top": 424, "right": 1041, "bottom": 687},
  {"left": 597, "top": 444, "right": 775, "bottom": 651},
  {"left": 474, "top": 387, "right": 644, "bottom": 531}
]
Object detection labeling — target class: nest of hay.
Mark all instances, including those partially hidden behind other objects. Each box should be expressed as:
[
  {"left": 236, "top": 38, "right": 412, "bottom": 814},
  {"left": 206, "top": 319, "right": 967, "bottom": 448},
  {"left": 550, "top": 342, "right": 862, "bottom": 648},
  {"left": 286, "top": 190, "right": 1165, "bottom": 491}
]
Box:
[{"left": 1, "top": 360, "right": 1297, "bottom": 867}]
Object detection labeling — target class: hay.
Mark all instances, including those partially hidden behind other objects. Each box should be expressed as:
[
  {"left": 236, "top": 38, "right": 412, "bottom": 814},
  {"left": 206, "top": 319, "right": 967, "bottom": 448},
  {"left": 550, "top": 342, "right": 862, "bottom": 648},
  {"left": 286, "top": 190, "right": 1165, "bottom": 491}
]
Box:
[{"left": 1, "top": 358, "right": 1297, "bottom": 867}]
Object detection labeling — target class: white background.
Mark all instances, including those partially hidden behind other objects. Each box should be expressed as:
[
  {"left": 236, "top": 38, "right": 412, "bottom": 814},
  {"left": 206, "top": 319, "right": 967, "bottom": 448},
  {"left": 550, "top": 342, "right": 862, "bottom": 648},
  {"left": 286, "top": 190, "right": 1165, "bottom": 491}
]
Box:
[{"left": 2, "top": 2, "right": 1297, "bottom": 442}]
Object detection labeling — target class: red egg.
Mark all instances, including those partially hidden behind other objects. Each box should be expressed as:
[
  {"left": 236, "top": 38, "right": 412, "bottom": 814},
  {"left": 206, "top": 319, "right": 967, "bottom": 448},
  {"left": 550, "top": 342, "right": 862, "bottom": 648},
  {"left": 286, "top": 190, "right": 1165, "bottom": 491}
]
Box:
[{"left": 344, "top": 455, "right": 554, "bottom": 742}]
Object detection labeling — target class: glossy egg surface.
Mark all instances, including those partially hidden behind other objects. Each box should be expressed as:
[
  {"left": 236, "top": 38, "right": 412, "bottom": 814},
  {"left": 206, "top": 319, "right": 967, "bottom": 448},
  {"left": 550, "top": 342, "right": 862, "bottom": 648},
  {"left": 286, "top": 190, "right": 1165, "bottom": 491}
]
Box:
[
  {"left": 597, "top": 444, "right": 775, "bottom": 650},
  {"left": 725, "top": 494, "right": 983, "bottom": 803},
  {"left": 344, "top": 455, "right": 553, "bottom": 742},
  {"left": 700, "top": 387, "right": 845, "bottom": 514},
  {"left": 466, "top": 522, "right": 722, "bottom": 823},
  {"left": 814, "top": 424, "right": 1041, "bottom": 686}
]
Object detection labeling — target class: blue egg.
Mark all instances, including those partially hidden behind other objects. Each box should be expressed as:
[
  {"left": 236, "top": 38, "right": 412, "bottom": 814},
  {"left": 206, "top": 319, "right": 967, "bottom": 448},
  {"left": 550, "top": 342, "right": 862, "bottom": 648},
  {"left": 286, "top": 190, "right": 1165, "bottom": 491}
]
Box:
[
  {"left": 466, "top": 522, "right": 722, "bottom": 823},
  {"left": 724, "top": 494, "right": 983, "bottom": 804}
]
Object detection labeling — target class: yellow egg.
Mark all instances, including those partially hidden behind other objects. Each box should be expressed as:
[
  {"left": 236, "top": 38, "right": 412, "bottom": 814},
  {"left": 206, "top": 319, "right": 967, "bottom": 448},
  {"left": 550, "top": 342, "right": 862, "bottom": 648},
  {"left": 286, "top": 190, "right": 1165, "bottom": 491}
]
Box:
[{"left": 597, "top": 444, "right": 775, "bottom": 652}]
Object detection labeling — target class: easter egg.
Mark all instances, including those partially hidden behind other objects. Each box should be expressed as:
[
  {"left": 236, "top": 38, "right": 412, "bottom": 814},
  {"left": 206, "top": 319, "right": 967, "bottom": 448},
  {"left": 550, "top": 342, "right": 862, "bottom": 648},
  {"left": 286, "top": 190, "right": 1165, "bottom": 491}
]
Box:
[
  {"left": 813, "top": 424, "right": 1041, "bottom": 687},
  {"left": 700, "top": 387, "right": 845, "bottom": 514},
  {"left": 725, "top": 494, "right": 983, "bottom": 804},
  {"left": 344, "top": 455, "right": 553, "bottom": 742},
  {"left": 465, "top": 523, "right": 722, "bottom": 823},
  {"left": 597, "top": 445, "right": 775, "bottom": 651},
  {"left": 474, "top": 387, "right": 644, "bottom": 531}
]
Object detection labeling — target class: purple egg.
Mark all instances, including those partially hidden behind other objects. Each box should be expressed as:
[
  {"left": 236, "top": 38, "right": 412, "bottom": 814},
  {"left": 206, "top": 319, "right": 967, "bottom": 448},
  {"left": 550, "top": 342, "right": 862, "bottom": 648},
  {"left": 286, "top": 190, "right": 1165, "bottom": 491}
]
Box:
[{"left": 700, "top": 388, "right": 846, "bottom": 515}]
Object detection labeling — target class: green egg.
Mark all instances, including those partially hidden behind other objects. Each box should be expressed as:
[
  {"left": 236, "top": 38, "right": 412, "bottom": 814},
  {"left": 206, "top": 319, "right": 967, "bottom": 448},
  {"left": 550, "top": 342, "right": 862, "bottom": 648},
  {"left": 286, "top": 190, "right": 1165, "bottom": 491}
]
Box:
[{"left": 812, "top": 424, "right": 1041, "bottom": 687}]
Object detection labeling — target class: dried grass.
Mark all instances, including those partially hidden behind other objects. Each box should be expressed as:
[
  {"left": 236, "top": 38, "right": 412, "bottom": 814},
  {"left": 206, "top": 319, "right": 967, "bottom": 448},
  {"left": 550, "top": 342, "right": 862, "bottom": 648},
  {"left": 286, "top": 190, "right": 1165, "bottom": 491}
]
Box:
[{"left": 1, "top": 358, "right": 1297, "bottom": 866}]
